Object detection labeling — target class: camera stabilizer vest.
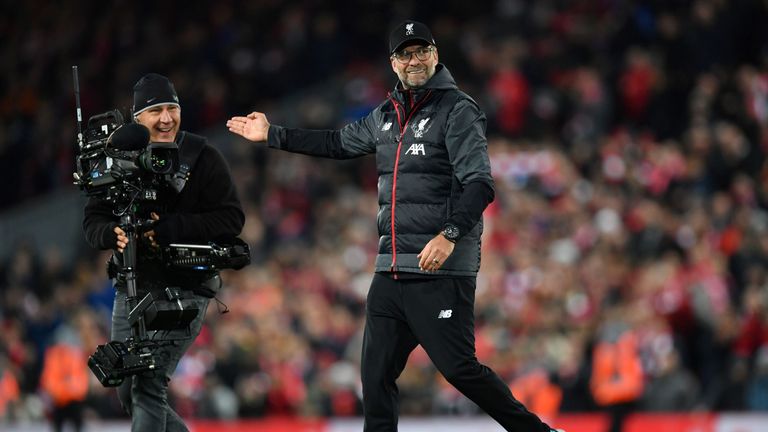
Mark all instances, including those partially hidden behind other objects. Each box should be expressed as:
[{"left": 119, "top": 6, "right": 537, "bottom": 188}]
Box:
[{"left": 168, "top": 131, "right": 206, "bottom": 193}]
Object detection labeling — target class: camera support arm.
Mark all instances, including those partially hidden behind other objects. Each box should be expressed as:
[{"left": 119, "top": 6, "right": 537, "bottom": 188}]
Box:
[{"left": 120, "top": 212, "right": 147, "bottom": 339}]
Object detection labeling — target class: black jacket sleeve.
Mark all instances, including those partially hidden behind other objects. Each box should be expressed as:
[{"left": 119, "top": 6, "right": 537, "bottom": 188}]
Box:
[
  {"left": 446, "top": 180, "right": 495, "bottom": 240},
  {"left": 444, "top": 97, "right": 496, "bottom": 240},
  {"left": 267, "top": 113, "right": 377, "bottom": 159},
  {"left": 83, "top": 197, "right": 119, "bottom": 250}
]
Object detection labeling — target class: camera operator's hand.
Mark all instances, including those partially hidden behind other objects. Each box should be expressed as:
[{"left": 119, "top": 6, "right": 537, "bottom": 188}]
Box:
[
  {"left": 142, "top": 212, "right": 160, "bottom": 248},
  {"left": 114, "top": 226, "right": 129, "bottom": 253},
  {"left": 226, "top": 112, "right": 270, "bottom": 142}
]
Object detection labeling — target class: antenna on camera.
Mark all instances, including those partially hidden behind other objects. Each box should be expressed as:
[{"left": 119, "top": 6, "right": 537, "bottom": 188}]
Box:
[{"left": 72, "top": 66, "right": 84, "bottom": 150}]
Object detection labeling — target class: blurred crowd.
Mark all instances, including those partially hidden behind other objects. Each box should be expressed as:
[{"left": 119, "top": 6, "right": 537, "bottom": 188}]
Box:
[{"left": 3, "top": 0, "right": 768, "bottom": 428}]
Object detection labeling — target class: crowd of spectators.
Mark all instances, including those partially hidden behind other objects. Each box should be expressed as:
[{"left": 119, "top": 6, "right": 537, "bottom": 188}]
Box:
[{"left": 3, "top": 0, "right": 768, "bottom": 428}]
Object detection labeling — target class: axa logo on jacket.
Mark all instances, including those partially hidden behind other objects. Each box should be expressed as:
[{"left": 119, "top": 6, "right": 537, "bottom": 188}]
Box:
[{"left": 405, "top": 143, "right": 425, "bottom": 155}]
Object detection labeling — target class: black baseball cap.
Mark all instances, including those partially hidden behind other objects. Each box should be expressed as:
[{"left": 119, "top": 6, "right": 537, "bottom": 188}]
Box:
[
  {"left": 388, "top": 20, "right": 436, "bottom": 55},
  {"left": 132, "top": 73, "right": 180, "bottom": 116}
]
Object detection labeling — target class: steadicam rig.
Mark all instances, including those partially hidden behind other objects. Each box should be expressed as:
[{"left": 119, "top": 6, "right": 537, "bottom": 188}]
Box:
[{"left": 72, "top": 66, "right": 250, "bottom": 387}]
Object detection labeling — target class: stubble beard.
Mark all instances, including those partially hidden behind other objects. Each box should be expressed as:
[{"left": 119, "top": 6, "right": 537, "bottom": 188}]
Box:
[{"left": 400, "top": 64, "right": 435, "bottom": 89}]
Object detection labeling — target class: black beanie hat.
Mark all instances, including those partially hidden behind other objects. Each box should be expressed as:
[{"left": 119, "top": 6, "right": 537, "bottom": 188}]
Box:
[{"left": 132, "top": 73, "right": 180, "bottom": 116}]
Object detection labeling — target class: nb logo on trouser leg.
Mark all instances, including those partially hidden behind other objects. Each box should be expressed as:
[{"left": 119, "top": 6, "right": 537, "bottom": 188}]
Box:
[{"left": 437, "top": 309, "right": 452, "bottom": 319}]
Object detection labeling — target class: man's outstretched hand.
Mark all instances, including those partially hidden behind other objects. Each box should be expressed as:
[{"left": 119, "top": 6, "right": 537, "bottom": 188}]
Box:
[{"left": 227, "top": 112, "right": 270, "bottom": 142}]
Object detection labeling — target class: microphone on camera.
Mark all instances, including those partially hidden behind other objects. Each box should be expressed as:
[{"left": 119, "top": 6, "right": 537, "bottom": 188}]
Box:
[{"left": 110, "top": 123, "right": 150, "bottom": 151}]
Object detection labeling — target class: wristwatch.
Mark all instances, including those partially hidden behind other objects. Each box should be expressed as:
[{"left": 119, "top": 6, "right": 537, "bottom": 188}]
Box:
[{"left": 440, "top": 224, "right": 459, "bottom": 243}]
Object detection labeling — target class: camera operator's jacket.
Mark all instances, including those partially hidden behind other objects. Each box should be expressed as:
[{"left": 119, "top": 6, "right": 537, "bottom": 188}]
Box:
[
  {"left": 267, "top": 64, "right": 494, "bottom": 277},
  {"left": 83, "top": 132, "right": 245, "bottom": 291}
]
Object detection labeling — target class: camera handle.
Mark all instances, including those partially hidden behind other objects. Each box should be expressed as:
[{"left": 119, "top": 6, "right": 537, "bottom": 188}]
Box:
[{"left": 120, "top": 212, "right": 147, "bottom": 339}]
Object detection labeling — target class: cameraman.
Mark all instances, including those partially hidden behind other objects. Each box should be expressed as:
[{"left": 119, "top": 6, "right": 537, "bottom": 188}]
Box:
[{"left": 83, "top": 73, "right": 244, "bottom": 431}]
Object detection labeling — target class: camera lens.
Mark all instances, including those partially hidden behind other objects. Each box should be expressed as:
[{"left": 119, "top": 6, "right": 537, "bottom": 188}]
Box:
[{"left": 139, "top": 143, "right": 179, "bottom": 174}]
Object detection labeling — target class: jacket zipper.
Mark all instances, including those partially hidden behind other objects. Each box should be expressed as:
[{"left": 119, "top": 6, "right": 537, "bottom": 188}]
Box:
[{"left": 388, "top": 89, "right": 433, "bottom": 276}]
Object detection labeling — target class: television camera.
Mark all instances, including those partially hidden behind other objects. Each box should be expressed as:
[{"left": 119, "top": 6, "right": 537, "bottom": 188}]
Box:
[
  {"left": 72, "top": 108, "right": 180, "bottom": 201},
  {"left": 71, "top": 67, "right": 250, "bottom": 387}
]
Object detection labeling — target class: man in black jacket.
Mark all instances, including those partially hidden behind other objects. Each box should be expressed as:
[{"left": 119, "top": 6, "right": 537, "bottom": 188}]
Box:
[
  {"left": 84, "top": 73, "right": 244, "bottom": 432},
  {"left": 227, "top": 21, "right": 559, "bottom": 432}
]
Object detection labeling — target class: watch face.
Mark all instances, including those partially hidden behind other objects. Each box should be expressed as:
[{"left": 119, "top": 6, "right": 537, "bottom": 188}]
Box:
[{"left": 443, "top": 225, "right": 459, "bottom": 240}]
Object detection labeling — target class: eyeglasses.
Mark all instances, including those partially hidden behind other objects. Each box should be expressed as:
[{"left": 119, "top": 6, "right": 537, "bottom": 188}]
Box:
[{"left": 392, "top": 46, "right": 435, "bottom": 64}]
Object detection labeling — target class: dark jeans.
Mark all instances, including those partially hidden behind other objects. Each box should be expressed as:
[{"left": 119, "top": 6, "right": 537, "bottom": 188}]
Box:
[
  {"left": 112, "top": 289, "right": 209, "bottom": 432},
  {"left": 361, "top": 274, "right": 551, "bottom": 432}
]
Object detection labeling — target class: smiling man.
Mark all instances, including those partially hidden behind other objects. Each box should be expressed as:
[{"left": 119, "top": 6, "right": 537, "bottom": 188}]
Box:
[
  {"left": 389, "top": 23, "right": 439, "bottom": 89},
  {"left": 84, "top": 73, "right": 244, "bottom": 432},
  {"left": 227, "top": 20, "right": 561, "bottom": 432},
  {"left": 132, "top": 73, "right": 181, "bottom": 142}
]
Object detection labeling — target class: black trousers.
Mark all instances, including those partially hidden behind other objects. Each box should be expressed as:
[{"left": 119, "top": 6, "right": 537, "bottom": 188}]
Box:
[
  {"left": 361, "top": 273, "right": 551, "bottom": 432},
  {"left": 52, "top": 401, "right": 84, "bottom": 432}
]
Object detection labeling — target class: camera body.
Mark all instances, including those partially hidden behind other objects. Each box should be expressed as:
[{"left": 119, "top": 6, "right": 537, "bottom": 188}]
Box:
[{"left": 74, "top": 109, "right": 179, "bottom": 201}]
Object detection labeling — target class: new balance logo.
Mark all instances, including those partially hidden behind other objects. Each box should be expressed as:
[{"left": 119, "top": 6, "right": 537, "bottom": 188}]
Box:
[
  {"left": 405, "top": 143, "right": 425, "bottom": 155},
  {"left": 437, "top": 309, "right": 453, "bottom": 319}
]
